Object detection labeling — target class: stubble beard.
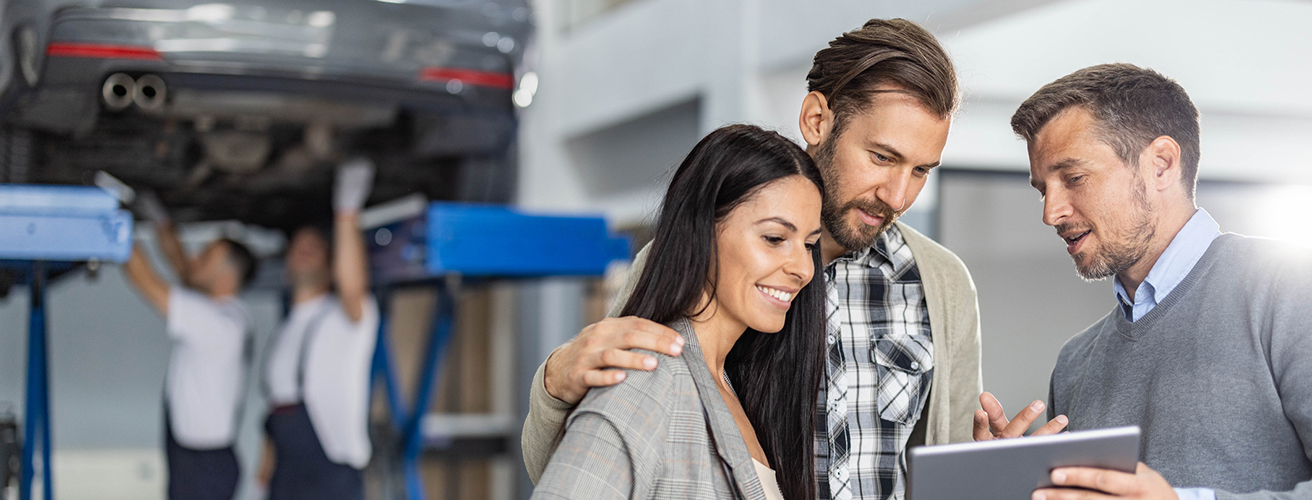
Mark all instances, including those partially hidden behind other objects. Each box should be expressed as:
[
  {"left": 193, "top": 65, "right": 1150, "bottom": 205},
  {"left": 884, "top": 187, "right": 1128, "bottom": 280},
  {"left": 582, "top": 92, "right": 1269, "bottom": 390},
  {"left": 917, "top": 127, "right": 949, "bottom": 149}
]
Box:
[
  {"left": 815, "top": 137, "right": 900, "bottom": 252},
  {"left": 1065, "top": 175, "right": 1156, "bottom": 282}
]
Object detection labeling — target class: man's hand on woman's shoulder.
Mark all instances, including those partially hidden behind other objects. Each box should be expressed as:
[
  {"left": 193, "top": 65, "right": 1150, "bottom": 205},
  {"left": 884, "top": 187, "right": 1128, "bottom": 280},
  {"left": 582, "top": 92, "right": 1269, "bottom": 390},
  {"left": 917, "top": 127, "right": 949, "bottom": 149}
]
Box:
[{"left": 543, "top": 317, "right": 685, "bottom": 405}]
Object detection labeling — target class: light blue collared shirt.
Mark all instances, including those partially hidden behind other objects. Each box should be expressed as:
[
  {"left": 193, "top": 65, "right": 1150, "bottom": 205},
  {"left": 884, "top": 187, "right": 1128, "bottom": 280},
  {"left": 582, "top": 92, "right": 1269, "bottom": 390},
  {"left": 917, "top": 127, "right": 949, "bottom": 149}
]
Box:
[
  {"left": 1109, "top": 208, "right": 1221, "bottom": 500},
  {"left": 1112, "top": 209, "right": 1222, "bottom": 322}
]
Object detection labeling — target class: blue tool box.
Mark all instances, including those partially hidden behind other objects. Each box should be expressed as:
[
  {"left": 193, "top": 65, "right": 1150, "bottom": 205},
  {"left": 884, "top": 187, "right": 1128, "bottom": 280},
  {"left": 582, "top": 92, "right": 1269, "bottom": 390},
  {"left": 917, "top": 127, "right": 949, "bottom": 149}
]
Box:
[
  {"left": 368, "top": 202, "right": 631, "bottom": 281},
  {"left": 0, "top": 185, "right": 134, "bottom": 262}
]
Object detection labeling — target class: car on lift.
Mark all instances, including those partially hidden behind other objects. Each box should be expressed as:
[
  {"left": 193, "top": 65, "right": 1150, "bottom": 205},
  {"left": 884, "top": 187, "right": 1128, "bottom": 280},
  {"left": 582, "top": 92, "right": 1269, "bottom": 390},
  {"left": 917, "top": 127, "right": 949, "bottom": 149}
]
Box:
[{"left": 0, "top": 0, "right": 532, "bottom": 228}]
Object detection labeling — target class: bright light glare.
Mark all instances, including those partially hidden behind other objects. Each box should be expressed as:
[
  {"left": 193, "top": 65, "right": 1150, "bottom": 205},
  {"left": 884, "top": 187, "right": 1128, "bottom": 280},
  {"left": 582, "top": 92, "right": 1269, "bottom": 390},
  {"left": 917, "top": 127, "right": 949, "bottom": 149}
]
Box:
[
  {"left": 513, "top": 89, "right": 533, "bottom": 108},
  {"left": 185, "top": 4, "right": 235, "bottom": 22},
  {"left": 514, "top": 71, "right": 538, "bottom": 108},
  {"left": 520, "top": 72, "right": 538, "bottom": 95},
  {"left": 1250, "top": 185, "right": 1312, "bottom": 248},
  {"left": 307, "top": 11, "right": 336, "bottom": 28}
]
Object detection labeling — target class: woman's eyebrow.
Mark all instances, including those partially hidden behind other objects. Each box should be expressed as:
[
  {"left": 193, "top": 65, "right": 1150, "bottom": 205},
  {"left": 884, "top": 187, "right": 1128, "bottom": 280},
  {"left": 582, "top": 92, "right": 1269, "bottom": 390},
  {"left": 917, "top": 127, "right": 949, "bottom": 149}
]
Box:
[{"left": 756, "top": 217, "right": 797, "bottom": 232}]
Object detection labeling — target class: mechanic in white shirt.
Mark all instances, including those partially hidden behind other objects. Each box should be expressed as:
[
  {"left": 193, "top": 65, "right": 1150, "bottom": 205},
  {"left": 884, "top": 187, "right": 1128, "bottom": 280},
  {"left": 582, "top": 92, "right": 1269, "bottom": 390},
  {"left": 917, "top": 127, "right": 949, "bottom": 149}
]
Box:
[
  {"left": 258, "top": 160, "right": 379, "bottom": 500},
  {"left": 122, "top": 197, "right": 258, "bottom": 500}
]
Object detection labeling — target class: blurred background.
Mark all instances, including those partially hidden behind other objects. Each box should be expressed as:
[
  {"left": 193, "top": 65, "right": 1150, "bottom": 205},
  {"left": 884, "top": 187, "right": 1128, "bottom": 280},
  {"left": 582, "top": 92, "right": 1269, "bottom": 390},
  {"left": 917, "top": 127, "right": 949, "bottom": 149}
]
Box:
[{"left": 2, "top": 0, "right": 1312, "bottom": 499}]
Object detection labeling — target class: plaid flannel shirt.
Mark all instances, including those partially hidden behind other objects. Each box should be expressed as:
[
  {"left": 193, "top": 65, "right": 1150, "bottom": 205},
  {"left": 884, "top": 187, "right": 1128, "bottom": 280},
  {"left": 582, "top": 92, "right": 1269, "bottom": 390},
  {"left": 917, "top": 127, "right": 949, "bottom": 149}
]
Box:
[{"left": 816, "top": 224, "right": 935, "bottom": 500}]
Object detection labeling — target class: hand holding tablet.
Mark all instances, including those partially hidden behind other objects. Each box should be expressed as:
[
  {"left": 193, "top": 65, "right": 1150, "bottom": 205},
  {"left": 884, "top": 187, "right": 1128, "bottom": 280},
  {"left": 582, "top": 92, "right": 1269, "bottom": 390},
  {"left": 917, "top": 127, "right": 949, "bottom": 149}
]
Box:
[{"left": 908, "top": 426, "right": 1142, "bottom": 500}]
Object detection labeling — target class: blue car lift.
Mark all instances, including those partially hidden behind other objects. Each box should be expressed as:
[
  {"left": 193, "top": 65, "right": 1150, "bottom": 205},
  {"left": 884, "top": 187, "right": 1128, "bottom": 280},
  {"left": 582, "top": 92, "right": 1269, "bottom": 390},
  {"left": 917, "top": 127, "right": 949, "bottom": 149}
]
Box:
[
  {"left": 365, "top": 202, "right": 629, "bottom": 500},
  {"left": 0, "top": 185, "right": 134, "bottom": 500}
]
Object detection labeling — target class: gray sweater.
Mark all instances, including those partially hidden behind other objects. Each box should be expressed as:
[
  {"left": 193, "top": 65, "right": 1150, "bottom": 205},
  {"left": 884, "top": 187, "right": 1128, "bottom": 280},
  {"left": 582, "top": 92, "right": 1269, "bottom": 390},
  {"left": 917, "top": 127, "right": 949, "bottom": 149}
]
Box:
[{"left": 1050, "top": 234, "right": 1312, "bottom": 499}]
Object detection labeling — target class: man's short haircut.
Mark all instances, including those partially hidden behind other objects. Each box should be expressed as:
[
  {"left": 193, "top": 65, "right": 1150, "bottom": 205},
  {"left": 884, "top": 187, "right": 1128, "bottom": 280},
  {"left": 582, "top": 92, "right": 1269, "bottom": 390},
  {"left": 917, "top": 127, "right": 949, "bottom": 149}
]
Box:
[
  {"left": 807, "top": 18, "right": 959, "bottom": 137},
  {"left": 218, "top": 238, "right": 259, "bottom": 289},
  {"left": 1011, "top": 63, "right": 1201, "bottom": 199}
]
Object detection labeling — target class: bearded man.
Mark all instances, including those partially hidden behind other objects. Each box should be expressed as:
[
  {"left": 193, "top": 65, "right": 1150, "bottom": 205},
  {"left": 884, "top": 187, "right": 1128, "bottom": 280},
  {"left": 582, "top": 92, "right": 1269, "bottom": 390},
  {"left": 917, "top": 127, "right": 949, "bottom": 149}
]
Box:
[{"left": 976, "top": 63, "right": 1312, "bottom": 500}]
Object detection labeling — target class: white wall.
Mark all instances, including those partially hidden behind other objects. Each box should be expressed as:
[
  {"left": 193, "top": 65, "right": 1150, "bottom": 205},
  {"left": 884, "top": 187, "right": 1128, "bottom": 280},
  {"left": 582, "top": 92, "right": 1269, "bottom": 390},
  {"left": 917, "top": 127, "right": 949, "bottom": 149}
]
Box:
[
  {"left": 940, "top": 0, "right": 1312, "bottom": 177},
  {"left": 518, "top": 0, "right": 1062, "bottom": 226},
  {"left": 521, "top": 0, "right": 1312, "bottom": 220}
]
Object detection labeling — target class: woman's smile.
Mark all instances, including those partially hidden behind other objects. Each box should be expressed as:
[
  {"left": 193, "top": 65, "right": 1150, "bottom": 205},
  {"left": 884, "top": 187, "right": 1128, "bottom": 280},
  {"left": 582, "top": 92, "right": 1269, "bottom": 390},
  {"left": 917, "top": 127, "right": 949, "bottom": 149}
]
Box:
[{"left": 756, "top": 284, "right": 797, "bottom": 309}]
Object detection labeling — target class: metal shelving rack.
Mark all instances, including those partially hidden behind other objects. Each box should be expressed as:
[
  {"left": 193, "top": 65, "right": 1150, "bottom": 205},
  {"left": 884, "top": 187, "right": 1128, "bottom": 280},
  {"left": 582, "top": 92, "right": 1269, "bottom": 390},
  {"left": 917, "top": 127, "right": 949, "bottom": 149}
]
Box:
[{"left": 364, "top": 201, "right": 628, "bottom": 500}]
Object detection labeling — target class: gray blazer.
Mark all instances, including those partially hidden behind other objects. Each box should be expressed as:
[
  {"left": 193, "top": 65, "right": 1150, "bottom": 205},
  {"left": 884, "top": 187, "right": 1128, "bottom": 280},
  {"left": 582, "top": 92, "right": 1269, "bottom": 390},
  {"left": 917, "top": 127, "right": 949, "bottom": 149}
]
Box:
[{"left": 531, "top": 317, "right": 768, "bottom": 500}]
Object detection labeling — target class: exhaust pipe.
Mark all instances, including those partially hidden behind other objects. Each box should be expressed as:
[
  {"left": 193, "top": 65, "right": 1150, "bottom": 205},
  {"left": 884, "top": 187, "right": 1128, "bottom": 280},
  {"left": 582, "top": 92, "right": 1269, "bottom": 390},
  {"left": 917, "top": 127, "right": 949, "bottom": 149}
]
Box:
[
  {"left": 133, "top": 74, "right": 167, "bottom": 111},
  {"left": 101, "top": 73, "right": 135, "bottom": 110}
]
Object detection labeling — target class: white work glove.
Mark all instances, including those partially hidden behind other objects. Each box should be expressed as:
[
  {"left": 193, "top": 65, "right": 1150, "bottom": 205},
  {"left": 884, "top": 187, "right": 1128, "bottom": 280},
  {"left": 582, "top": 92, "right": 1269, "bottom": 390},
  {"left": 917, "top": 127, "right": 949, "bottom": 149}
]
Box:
[
  {"left": 133, "top": 190, "right": 171, "bottom": 225},
  {"left": 93, "top": 170, "right": 136, "bottom": 205},
  {"left": 334, "top": 157, "right": 375, "bottom": 213}
]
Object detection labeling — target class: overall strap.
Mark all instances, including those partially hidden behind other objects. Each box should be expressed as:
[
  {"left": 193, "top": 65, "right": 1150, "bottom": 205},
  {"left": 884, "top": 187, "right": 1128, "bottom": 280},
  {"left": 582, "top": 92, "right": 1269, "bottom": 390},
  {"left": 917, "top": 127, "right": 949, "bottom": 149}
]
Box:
[
  {"left": 295, "top": 299, "right": 337, "bottom": 401},
  {"left": 261, "top": 298, "right": 334, "bottom": 401}
]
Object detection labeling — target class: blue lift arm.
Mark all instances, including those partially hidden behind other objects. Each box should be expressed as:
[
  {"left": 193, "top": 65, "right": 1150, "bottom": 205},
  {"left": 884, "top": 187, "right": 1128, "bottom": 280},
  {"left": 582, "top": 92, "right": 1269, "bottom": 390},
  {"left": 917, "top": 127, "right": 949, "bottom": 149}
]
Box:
[
  {"left": 365, "top": 202, "right": 630, "bottom": 500},
  {"left": 0, "top": 184, "right": 134, "bottom": 500}
]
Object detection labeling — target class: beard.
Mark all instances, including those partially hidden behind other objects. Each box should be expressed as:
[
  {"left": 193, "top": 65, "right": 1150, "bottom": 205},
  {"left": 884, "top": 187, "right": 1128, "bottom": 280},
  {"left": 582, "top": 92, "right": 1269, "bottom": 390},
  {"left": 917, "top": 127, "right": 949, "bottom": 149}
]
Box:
[
  {"left": 1060, "top": 175, "right": 1156, "bottom": 282},
  {"left": 815, "top": 137, "right": 900, "bottom": 252}
]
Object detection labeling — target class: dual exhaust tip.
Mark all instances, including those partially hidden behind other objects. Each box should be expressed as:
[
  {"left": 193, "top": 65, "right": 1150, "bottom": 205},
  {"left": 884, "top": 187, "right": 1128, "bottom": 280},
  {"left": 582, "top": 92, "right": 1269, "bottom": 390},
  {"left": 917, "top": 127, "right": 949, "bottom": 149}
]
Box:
[{"left": 101, "top": 73, "right": 166, "bottom": 111}]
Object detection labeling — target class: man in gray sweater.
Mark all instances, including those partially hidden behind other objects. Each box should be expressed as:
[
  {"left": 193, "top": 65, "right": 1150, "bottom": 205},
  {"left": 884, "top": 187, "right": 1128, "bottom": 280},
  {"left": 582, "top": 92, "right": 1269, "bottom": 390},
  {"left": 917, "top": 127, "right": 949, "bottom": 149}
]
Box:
[{"left": 974, "top": 64, "right": 1312, "bottom": 499}]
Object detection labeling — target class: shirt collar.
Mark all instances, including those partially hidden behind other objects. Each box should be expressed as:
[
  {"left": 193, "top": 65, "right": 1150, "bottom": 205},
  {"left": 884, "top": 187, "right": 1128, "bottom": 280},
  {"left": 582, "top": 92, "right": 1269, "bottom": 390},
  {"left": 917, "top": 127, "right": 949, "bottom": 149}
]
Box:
[{"left": 1113, "top": 208, "right": 1221, "bottom": 311}]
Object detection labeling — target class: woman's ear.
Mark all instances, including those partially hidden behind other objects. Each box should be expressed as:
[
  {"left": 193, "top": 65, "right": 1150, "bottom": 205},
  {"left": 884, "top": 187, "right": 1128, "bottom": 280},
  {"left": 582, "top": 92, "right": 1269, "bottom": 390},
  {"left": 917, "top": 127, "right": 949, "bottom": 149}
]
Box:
[{"left": 799, "top": 92, "right": 833, "bottom": 149}]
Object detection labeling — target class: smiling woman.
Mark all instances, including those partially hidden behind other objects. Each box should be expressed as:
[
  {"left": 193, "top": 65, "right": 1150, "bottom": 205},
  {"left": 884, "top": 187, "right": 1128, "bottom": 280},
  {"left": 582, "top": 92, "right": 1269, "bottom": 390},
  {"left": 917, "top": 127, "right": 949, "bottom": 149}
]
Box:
[{"left": 532, "top": 124, "right": 828, "bottom": 500}]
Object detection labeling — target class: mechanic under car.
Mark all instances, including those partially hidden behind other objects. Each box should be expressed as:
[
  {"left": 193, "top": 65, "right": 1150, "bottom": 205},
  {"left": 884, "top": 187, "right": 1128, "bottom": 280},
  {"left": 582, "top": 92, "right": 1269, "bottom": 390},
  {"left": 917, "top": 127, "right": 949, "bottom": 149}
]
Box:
[{"left": 258, "top": 159, "right": 379, "bottom": 500}]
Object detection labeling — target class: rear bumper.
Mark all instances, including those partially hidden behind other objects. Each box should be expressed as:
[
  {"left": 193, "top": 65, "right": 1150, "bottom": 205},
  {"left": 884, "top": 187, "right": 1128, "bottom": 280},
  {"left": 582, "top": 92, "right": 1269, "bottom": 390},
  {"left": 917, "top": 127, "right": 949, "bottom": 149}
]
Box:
[
  {"left": 13, "top": 51, "right": 512, "bottom": 132},
  {"left": 7, "top": 4, "right": 518, "bottom": 132}
]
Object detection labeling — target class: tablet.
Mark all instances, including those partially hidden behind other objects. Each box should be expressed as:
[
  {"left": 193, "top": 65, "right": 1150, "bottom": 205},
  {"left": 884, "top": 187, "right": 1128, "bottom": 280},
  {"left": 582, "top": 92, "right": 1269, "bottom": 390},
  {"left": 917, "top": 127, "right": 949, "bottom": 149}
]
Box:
[{"left": 907, "top": 426, "right": 1140, "bottom": 500}]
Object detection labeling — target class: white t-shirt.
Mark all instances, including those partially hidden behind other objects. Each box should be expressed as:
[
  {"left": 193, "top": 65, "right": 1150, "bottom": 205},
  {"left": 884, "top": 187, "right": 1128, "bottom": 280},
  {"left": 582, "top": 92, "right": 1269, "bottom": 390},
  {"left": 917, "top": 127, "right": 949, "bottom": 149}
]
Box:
[
  {"left": 265, "top": 295, "right": 331, "bottom": 405},
  {"left": 165, "top": 288, "right": 251, "bottom": 449},
  {"left": 266, "top": 293, "right": 379, "bottom": 469}
]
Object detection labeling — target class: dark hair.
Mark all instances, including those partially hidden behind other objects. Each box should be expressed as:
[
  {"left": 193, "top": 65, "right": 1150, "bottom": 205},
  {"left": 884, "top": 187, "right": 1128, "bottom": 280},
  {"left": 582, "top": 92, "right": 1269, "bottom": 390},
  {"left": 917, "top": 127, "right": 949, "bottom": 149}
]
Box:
[
  {"left": 218, "top": 238, "right": 259, "bottom": 289},
  {"left": 620, "top": 124, "right": 825, "bottom": 500},
  {"left": 1011, "top": 63, "right": 1201, "bottom": 199},
  {"left": 807, "top": 18, "right": 959, "bottom": 138}
]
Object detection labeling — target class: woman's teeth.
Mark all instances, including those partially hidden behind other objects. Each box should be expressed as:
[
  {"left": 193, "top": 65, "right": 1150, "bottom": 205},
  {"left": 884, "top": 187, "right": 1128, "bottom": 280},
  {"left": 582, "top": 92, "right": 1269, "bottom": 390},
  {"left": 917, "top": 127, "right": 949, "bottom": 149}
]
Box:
[{"left": 757, "top": 286, "right": 793, "bottom": 302}]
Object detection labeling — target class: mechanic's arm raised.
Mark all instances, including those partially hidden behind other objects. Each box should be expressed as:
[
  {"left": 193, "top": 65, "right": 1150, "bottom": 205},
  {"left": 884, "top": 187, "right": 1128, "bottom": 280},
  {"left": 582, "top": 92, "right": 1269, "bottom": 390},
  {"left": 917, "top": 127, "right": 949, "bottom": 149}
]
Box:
[
  {"left": 332, "top": 158, "right": 374, "bottom": 323},
  {"left": 135, "top": 191, "right": 190, "bottom": 284},
  {"left": 123, "top": 244, "right": 171, "bottom": 317}
]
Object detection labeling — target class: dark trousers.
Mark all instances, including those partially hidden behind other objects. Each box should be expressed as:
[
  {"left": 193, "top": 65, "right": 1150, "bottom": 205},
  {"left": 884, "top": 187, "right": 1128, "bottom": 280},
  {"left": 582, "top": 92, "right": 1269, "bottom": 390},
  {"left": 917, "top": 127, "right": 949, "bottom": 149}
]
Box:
[
  {"left": 266, "top": 404, "right": 364, "bottom": 500},
  {"left": 164, "top": 409, "right": 239, "bottom": 500}
]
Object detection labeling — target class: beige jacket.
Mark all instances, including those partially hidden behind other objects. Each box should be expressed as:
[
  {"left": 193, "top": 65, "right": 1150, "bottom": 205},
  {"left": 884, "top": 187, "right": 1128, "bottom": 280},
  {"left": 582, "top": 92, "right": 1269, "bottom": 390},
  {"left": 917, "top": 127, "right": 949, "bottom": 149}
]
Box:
[{"left": 522, "top": 221, "right": 983, "bottom": 484}]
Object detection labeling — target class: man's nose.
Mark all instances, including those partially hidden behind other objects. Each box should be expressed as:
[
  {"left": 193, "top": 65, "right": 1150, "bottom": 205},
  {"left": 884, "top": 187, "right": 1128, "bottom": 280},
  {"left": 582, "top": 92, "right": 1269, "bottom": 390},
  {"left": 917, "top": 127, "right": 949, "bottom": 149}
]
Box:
[
  {"left": 1042, "top": 189, "right": 1071, "bottom": 227},
  {"left": 877, "top": 169, "right": 912, "bottom": 212}
]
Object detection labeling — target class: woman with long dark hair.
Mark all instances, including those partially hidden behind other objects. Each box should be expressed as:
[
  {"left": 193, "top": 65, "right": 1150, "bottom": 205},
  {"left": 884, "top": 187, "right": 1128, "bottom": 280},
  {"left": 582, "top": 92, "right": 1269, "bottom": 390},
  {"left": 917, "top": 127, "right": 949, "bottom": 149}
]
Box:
[{"left": 532, "top": 124, "right": 827, "bottom": 500}]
